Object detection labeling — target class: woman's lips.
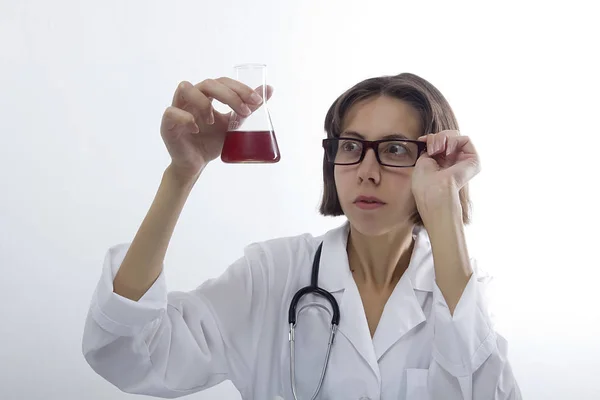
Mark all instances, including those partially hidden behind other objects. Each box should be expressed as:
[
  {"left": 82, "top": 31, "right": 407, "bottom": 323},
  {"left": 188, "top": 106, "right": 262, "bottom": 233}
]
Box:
[
  {"left": 353, "top": 196, "right": 386, "bottom": 210},
  {"left": 355, "top": 201, "right": 385, "bottom": 210}
]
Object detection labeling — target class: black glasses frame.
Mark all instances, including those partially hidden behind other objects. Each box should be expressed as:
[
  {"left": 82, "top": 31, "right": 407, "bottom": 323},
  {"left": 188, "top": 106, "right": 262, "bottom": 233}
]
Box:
[{"left": 322, "top": 137, "right": 428, "bottom": 168}]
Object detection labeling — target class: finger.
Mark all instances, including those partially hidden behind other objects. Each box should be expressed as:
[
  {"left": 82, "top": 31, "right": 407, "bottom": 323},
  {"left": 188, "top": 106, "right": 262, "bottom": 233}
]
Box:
[
  {"left": 247, "top": 84, "right": 274, "bottom": 112},
  {"left": 449, "top": 155, "right": 481, "bottom": 189},
  {"left": 446, "top": 136, "right": 459, "bottom": 156},
  {"left": 438, "top": 135, "right": 448, "bottom": 155},
  {"left": 196, "top": 78, "right": 253, "bottom": 118},
  {"left": 447, "top": 136, "right": 477, "bottom": 156},
  {"left": 440, "top": 129, "right": 460, "bottom": 137},
  {"left": 213, "top": 84, "right": 275, "bottom": 129},
  {"left": 418, "top": 134, "right": 432, "bottom": 153},
  {"left": 447, "top": 137, "right": 481, "bottom": 188},
  {"left": 173, "top": 81, "right": 214, "bottom": 125},
  {"left": 224, "top": 85, "right": 274, "bottom": 127},
  {"left": 436, "top": 130, "right": 458, "bottom": 154},
  {"left": 425, "top": 130, "right": 463, "bottom": 156},
  {"left": 161, "top": 106, "right": 199, "bottom": 135},
  {"left": 215, "top": 77, "right": 270, "bottom": 108},
  {"left": 425, "top": 133, "right": 446, "bottom": 156}
]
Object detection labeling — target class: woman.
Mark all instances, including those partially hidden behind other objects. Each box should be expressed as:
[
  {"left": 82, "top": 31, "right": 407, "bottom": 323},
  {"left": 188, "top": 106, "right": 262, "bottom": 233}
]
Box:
[{"left": 82, "top": 72, "right": 521, "bottom": 399}]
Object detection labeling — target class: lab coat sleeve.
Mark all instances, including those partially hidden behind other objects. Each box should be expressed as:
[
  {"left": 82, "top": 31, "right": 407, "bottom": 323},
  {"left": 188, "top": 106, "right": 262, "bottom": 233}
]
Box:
[
  {"left": 82, "top": 242, "right": 269, "bottom": 398},
  {"left": 430, "top": 258, "right": 522, "bottom": 399}
]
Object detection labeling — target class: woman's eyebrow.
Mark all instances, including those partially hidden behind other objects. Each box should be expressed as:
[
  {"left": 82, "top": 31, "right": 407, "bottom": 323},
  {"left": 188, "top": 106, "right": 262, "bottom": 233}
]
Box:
[{"left": 341, "top": 130, "right": 411, "bottom": 140}]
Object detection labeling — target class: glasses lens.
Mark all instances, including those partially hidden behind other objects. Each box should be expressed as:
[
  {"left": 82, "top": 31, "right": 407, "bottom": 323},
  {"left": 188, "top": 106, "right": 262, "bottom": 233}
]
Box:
[
  {"left": 324, "top": 139, "right": 362, "bottom": 164},
  {"left": 378, "top": 141, "right": 419, "bottom": 166}
]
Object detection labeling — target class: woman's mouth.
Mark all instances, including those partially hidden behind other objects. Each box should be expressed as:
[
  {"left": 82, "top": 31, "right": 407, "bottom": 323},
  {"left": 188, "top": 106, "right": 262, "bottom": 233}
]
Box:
[{"left": 353, "top": 196, "right": 386, "bottom": 210}]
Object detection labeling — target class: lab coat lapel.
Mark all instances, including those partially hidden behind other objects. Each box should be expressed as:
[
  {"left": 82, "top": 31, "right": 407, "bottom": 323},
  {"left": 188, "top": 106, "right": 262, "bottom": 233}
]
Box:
[
  {"left": 337, "top": 277, "right": 382, "bottom": 380},
  {"left": 318, "top": 222, "right": 381, "bottom": 381},
  {"left": 373, "top": 224, "right": 433, "bottom": 360}
]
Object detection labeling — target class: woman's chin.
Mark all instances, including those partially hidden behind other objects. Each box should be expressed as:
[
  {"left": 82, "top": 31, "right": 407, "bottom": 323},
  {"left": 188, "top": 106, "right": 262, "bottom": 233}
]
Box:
[
  {"left": 346, "top": 212, "right": 414, "bottom": 238},
  {"left": 347, "top": 217, "right": 393, "bottom": 237}
]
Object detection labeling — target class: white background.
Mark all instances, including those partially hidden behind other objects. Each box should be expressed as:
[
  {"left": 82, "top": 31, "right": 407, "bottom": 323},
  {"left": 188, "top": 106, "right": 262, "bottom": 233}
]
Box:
[{"left": 1, "top": 0, "right": 599, "bottom": 399}]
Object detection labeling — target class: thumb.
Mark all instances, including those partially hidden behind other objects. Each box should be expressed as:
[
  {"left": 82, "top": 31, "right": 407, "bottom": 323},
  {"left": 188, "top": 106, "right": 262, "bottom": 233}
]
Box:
[{"left": 415, "top": 151, "right": 439, "bottom": 171}]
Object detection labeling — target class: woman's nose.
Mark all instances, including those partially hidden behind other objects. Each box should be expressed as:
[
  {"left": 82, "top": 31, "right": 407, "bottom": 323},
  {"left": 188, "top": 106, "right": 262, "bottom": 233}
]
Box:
[{"left": 357, "top": 149, "right": 380, "bottom": 184}]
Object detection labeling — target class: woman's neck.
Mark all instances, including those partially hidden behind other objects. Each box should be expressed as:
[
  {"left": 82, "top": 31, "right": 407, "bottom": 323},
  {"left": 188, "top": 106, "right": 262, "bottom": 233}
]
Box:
[{"left": 347, "top": 224, "right": 416, "bottom": 293}]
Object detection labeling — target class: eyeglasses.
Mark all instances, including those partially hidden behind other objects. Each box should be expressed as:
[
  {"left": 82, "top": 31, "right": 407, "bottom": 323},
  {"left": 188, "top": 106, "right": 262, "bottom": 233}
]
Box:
[{"left": 322, "top": 137, "right": 427, "bottom": 167}]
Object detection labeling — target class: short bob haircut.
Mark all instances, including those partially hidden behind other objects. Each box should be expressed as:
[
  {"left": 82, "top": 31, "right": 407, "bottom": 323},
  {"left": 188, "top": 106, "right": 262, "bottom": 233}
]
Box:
[{"left": 319, "top": 72, "right": 472, "bottom": 226}]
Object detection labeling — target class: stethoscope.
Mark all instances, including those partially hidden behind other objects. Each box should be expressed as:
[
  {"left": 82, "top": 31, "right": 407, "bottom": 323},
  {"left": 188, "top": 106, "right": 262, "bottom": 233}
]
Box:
[{"left": 288, "top": 242, "right": 341, "bottom": 400}]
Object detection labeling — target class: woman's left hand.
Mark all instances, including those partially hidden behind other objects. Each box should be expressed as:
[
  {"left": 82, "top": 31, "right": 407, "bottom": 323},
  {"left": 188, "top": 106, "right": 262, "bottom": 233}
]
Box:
[{"left": 411, "top": 130, "right": 482, "bottom": 208}]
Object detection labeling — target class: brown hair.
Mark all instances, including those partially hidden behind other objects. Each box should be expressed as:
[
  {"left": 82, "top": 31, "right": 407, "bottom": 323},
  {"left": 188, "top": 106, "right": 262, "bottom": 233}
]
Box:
[{"left": 319, "top": 72, "right": 472, "bottom": 226}]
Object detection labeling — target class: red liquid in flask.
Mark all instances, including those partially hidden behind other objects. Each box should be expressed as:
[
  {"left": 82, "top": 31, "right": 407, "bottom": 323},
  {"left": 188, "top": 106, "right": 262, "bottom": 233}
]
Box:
[{"left": 221, "top": 130, "right": 281, "bottom": 163}]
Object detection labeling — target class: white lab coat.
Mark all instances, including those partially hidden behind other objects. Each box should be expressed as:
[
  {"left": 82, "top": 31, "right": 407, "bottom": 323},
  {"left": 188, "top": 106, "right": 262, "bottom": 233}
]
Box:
[{"left": 82, "top": 221, "right": 521, "bottom": 400}]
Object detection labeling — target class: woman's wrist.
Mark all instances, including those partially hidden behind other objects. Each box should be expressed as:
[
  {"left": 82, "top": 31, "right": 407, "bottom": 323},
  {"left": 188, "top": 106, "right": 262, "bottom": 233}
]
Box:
[{"left": 164, "top": 163, "right": 204, "bottom": 190}]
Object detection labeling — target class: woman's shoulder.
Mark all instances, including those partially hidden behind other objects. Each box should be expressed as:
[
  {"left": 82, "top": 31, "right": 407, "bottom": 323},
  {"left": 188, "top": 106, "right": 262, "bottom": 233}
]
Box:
[
  {"left": 240, "top": 222, "right": 346, "bottom": 277},
  {"left": 242, "top": 230, "right": 322, "bottom": 268}
]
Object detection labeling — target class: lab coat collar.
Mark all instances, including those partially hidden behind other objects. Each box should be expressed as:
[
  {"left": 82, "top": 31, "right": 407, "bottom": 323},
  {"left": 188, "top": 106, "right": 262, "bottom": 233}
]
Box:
[
  {"left": 316, "top": 220, "right": 435, "bottom": 375},
  {"left": 406, "top": 223, "right": 435, "bottom": 293},
  {"left": 316, "top": 221, "right": 352, "bottom": 293},
  {"left": 317, "top": 220, "right": 435, "bottom": 294}
]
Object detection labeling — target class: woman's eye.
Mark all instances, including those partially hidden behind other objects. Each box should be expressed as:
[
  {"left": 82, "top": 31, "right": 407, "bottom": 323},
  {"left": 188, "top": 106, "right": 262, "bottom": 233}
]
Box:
[
  {"left": 386, "top": 144, "right": 407, "bottom": 154},
  {"left": 341, "top": 141, "right": 360, "bottom": 151}
]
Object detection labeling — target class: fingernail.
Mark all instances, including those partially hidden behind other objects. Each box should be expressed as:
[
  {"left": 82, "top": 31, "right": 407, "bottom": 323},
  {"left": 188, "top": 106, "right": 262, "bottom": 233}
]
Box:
[
  {"left": 241, "top": 104, "right": 252, "bottom": 116},
  {"left": 206, "top": 112, "right": 214, "bottom": 125},
  {"left": 250, "top": 92, "right": 263, "bottom": 105}
]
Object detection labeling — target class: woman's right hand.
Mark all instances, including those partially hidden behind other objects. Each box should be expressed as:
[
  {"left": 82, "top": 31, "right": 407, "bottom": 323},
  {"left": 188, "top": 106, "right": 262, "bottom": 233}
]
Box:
[{"left": 161, "top": 78, "right": 274, "bottom": 180}]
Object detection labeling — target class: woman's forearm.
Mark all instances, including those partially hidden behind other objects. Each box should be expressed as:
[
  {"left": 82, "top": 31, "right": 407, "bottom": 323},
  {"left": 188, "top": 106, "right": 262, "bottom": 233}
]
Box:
[{"left": 112, "top": 164, "right": 202, "bottom": 301}]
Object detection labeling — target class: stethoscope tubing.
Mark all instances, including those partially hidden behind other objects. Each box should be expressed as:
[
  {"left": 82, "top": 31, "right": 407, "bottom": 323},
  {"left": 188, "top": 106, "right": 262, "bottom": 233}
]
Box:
[{"left": 288, "top": 242, "right": 341, "bottom": 400}]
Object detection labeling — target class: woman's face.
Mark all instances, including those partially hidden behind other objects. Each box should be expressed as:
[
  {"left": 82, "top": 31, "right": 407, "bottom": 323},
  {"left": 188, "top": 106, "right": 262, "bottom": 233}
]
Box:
[{"left": 334, "top": 95, "right": 423, "bottom": 237}]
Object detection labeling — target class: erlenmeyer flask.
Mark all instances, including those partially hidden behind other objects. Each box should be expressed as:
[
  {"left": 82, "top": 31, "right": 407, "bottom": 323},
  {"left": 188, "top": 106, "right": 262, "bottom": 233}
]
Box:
[{"left": 221, "top": 63, "right": 280, "bottom": 164}]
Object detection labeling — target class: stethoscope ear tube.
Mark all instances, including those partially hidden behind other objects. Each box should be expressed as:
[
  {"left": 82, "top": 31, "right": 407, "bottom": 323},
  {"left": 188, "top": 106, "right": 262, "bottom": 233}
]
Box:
[{"left": 288, "top": 242, "right": 340, "bottom": 326}]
